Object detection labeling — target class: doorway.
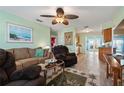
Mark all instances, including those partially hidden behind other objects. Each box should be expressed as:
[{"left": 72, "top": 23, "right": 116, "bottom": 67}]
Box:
[{"left": 86, "top": 37, "right": 102, "bottom": 51}]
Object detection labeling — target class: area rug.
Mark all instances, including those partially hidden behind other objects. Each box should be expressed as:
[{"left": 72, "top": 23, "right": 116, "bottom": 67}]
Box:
[{"left": 47, "top": 68, "right": 99, "bottom": 86}]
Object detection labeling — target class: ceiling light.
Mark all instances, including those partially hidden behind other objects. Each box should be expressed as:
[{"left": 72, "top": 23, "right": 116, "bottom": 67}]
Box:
[
  {"left": 55, "top": 17, "right": 64, "bottom": 23},
  {"left": 81, "top": 26, "right": 93, "bottom": 33}
]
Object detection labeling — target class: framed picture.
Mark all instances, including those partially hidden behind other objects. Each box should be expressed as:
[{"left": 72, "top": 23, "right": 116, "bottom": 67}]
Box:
[
  {"left": 7, "top": 23, "right": 33, "bottom": 43},
  {"left": 64, "top": 32, "right": 73, "bottom": 45}
]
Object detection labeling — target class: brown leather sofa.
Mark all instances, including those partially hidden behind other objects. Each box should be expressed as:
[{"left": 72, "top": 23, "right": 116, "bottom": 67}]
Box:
[
  {"left": 6, "top": 48, "right": 52, "bottom": 70},
  {"left": 0, "top": 49, "right": 45, "bottom": 86}
]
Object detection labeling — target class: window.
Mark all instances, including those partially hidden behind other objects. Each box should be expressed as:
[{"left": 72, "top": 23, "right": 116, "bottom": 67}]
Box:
[
  {"left": 113, "top": 39, "right": 124, "bottom": 53},
  {"left": 86, "top": 37, "right": 102, "bottom": 51}
]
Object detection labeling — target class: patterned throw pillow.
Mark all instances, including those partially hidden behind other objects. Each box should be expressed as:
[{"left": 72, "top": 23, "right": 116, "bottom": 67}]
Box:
[
  {"left": 43, "top": 49, "right": 49, "bottom": 57},
  {"left": 35, "top": 49, "right": 44, "bottom": 57}
]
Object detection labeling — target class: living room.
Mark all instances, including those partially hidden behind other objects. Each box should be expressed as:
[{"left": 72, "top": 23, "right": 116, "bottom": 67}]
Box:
[{"left": 0, "top": 1, "right": 124, "bottom": 90}]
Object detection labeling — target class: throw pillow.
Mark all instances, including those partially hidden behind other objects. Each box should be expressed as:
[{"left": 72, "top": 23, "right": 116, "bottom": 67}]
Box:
[
  {"left": 43, "top": 49, "right": 49, "bottom": 57},
  {"left": 23, "top": 65, "right": 41, "bottom": 80},
  {"left": 10, "top": 69, "right": 23, "bottom": 81},
  {"left": 35, "top": 49, "right": 44, "bottom": 57},
  {"left": 10, "top": 66, "right": 41, "bottom": 80},
  {"left": 28, "top": 48, "right": 35, "bottom": 57}
]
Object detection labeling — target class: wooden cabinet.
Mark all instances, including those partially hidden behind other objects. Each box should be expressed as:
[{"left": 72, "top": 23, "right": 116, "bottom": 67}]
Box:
[
  {"left": 103, "top": 28, "right": 112, "bottom": 42},
  {"left": 99, "top": 47, "right": 116, "bottom": 62}
]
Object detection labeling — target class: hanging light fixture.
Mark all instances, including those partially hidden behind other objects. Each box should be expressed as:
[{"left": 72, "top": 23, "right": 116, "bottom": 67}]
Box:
[
  {"left": 55, "top": 17, "right": 64, "bottom": 23},
  {"left": 81, "top": 26, "right": 93, "bottom": 33}
]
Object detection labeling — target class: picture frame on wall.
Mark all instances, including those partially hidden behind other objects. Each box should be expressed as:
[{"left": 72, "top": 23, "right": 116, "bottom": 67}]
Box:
[
  {"left": 64, "top": 32, "right": 73, "bottom": 45},
  {"left": 7, "top": 23, "right": 33, "bottom": 43}
]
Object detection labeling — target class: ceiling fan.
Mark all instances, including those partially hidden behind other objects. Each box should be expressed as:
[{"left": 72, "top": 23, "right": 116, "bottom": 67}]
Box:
[{"left": 40, "top": 8, "right": 79, "bottom": 25}]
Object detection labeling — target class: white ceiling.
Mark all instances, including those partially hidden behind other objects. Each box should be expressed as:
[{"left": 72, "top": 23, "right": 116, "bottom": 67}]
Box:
[{"left": 0, "top": 6, "right": 121, "bottom": 32}]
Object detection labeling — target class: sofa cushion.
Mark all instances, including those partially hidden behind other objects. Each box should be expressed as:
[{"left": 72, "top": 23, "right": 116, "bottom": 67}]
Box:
[
  {"left": 16, "top": 58, "right": 39, "bottom": 68},
  {"left": 28, "top": 48, "right": 36, "bottom": 58},
  {"left": 10, "top": 66, "right": 41, "bottom": 81},
  {"left": 15, "top": 62, "right": 23, "bottom": 70},
  {"left": 14, "top": 48, "right": 30, "bottom": 60},
  {"left": 22, "top": 66, "right": 41, "bottom": 80},
  {"left": 0, "top": 68, "right": 8, "bottom": 85},
  {"left": 2, "top": 52, "right": 16, "bottom": 77}
]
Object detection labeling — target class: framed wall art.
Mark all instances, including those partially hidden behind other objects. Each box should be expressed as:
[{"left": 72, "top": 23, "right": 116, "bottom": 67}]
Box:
[
  {"left": 64, "top": 32, "right": 73, "bottom": 45},
  {"left": 7, "top": 23, "right": 33, "bottom": 43}
]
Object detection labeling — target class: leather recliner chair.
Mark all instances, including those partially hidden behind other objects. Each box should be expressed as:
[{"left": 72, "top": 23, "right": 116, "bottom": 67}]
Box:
[
  {"left": 52, "top": 45, "right": 77, "bottom": 67},
  {"left": 0, "top": 49, "right": 45, "bottom": 86}
]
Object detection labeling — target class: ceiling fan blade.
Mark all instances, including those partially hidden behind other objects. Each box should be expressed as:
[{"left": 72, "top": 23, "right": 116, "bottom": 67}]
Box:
[
  {"left": 62, "top": 19, "right": 69, "bottom": 25},
  {"left": 36, "top": 19, "right": 43, "bottom": 22},
  {"left": 65, "top": 14, "right": 79, "bottom": 19},
  {"left": 52, "top": 19, "right": 58, "bottom": 25},
  {"left": 56, "top": 8, "right": 64, "bottom": 17},
  {"left": 40, "top": 15, "right": 55, "bottom": 17}
]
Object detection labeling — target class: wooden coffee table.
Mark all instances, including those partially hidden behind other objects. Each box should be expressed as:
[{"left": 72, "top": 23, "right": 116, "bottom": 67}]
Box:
[{"left": 38, "top": 59, "right": 65, "bottom": 85}]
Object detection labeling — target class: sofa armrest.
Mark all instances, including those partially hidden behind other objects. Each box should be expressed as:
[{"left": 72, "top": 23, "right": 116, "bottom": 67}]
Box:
[
  {"left": 55, "top": 54, "right": 66, "bottom": 60},
  {"left": 10, "top": 65, "right": 42, "bottom": 81},
  {"left": 67, "top": 53, "right": 76, "bottom": 56}
]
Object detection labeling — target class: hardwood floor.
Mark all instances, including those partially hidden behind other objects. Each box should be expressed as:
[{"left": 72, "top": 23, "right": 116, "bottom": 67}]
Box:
[{"left": 73, "top": 51, "right": 112, "bottom": 86}]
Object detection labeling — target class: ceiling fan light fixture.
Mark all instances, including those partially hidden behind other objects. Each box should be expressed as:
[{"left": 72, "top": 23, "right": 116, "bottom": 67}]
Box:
[
  {"left": 55, "top": 17, "right": 64, "bottom": 23},
  {"left": 40, "top": 8, "right": 79, "bottom": 25}
]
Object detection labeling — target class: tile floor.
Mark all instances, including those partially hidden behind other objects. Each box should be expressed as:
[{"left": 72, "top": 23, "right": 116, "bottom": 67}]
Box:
[{"left": 73, "top": 51, "right": 113, "bottom": 86}]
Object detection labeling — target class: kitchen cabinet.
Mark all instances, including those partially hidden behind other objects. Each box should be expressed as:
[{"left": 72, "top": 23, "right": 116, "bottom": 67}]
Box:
[{"left": 103, "top": 28, "right": 112, "bottom": 42}]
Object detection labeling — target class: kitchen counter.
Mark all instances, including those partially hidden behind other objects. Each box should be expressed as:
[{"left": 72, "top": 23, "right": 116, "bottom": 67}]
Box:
[{"left": 99, "top": 47, "right": 116, "bottom": 62}]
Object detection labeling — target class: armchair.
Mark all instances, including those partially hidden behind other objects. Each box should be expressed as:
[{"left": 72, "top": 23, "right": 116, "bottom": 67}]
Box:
[
  {"left": 52, "top": 45, "right": 77, "bottom": 67},
  {"left": 0, "top": 49, "right": 45, "bottom": 86}
]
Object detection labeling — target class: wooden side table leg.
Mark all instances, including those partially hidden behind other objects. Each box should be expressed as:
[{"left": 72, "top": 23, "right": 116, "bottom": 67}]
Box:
[
  {"left": 113, "top": 72, "right": 118, "bottom": 86},
  {"left": 119, "top": 68, "right": 122, "bottom": 86},
  {"left": 113, "top": 69, "right": 119, "bottom": 86},
  {"left": 106, "top": 64, "right": 109, "bottom": 78}
]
